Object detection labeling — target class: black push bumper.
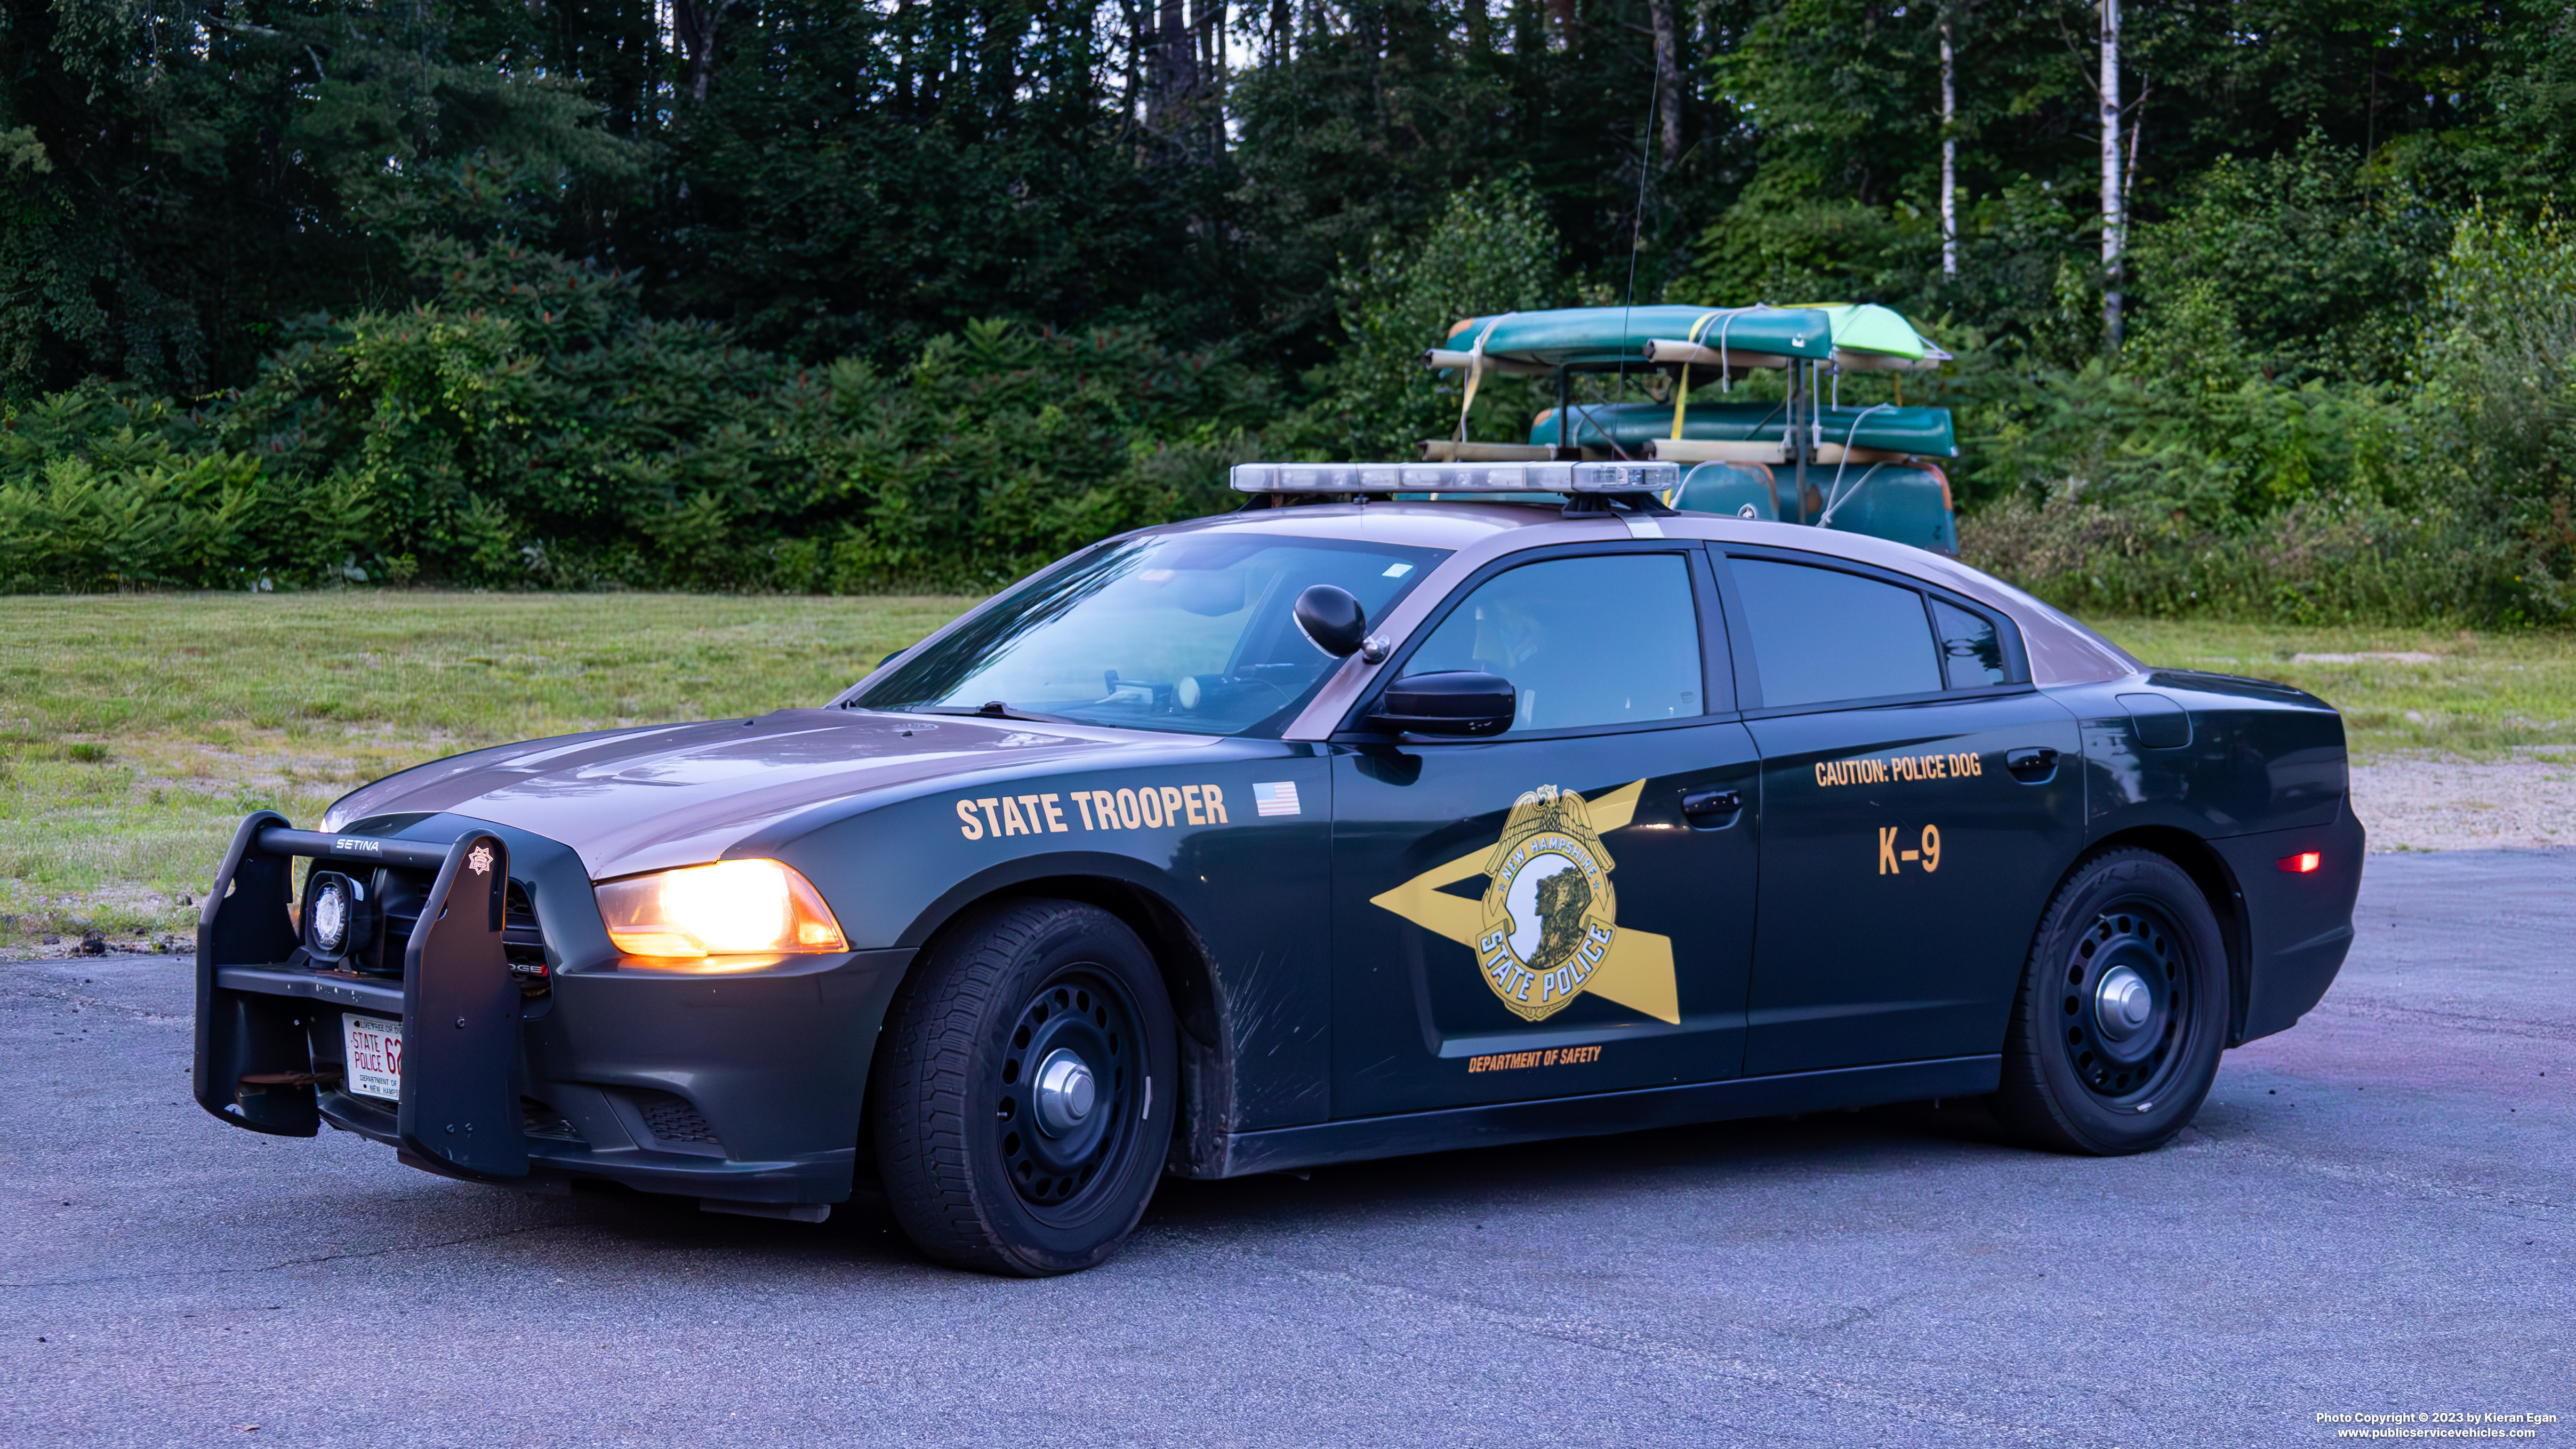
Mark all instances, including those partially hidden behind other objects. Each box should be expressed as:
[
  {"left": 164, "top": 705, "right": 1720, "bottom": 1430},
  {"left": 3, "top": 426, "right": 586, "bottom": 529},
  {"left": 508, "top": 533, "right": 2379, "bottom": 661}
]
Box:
[{"left": 192, "top": 812, "right": 912, "bottom": 1207}]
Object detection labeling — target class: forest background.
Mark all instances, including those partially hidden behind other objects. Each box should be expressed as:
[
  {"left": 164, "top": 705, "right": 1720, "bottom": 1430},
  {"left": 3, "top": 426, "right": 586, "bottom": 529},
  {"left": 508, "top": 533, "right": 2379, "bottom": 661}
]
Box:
[{"left": 2, "top": 0, "right": 2574, "bottom": 623}]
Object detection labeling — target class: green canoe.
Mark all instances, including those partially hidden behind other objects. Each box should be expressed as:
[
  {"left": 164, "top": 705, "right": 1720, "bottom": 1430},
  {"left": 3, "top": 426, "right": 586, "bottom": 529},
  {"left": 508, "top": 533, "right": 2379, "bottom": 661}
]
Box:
[
  {"left": 1794, "top": 302, "right": 1946, "bottom": 362},
  {"left": 1672, "top": 460, "right": 1958, "bottom": 553},
  {"left": 1529, "top": 401, "right": 1957, "bottom": 458},
  {"left": 1440, "top": 306, "right": 1835, "bottom": 366}
]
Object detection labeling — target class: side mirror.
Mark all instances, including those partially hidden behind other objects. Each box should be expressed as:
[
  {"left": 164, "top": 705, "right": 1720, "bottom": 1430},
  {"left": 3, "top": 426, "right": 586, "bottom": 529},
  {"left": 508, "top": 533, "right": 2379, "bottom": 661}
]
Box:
[
  {"left": 1294, "top": 584, "right": 1367, "bottom": 658},
  {"left": 1369, "top": 670, "right": 1516, "bottom": 736}
]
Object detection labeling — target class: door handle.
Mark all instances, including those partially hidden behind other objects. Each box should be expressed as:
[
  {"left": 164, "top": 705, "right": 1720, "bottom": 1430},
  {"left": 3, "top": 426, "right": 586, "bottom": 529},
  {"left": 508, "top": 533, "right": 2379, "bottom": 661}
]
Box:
[
  {"left": 2005, "top": 747, "right": 2059, "bottom": 781},
  {"left": 1680, "top": 787, "right": 1744, "bottom": 826}
]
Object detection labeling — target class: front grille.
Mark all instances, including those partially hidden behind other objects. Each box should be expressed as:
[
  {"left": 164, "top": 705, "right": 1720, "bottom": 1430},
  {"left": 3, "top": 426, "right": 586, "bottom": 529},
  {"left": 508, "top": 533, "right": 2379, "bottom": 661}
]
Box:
[
  {"left": 630, "top": 1090, "right": 721, "bottom": 1146},
  {"left": 502, "top": 882, "right": 550, "bottom": 994},
  {"left": 502, "top": 881, "right": 547, "bottom": 979},
  {"left": 521, "top": 1099, "right": 584, "bottom": 1142},
  {"left": 309, "top": 866, "right": 549, "bottom": 995}
]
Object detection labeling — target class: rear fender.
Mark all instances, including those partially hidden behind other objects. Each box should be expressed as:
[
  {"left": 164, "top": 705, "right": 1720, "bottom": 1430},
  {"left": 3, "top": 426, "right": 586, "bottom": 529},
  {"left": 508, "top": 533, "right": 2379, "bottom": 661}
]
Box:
[{"left": 2072, "top": 824, "right": 2254, "bottom": 1046}]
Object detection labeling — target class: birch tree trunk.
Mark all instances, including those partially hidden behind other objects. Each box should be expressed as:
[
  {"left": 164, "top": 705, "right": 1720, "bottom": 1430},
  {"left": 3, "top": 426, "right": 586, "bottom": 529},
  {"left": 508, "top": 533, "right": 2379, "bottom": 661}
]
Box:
[
  {"left": 676, "top": 0, "right": 734, "bottom": 103},
  {"left": 1940, "top": 9, "right": 1957, "bottom": 276},
  {"left": 1200, "top": 0, "right": 1227, "bottom": 156},
  {"left": 1650, "top": 0, "right": 1683, "bottom": 169},
  {"left": 2099, "top": 0, "right": 2124, "bottom": 350},
  {"left": 1149, "top": 0, "right": 1195, "bottom": 133}
]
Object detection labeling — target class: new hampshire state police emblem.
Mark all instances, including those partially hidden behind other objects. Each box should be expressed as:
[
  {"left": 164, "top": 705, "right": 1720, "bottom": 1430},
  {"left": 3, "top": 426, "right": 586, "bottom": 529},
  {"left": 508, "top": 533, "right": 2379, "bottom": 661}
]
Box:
[
  {"left": 1475, "top": 786, "right": 1619, "bottom": 1021},
  {"left": 1368, "top": 781, "right": 1681, "bottom": 1026}
]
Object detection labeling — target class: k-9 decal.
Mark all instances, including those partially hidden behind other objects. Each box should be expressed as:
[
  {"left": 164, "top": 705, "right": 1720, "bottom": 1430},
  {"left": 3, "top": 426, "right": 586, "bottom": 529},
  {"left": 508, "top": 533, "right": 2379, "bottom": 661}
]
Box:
[{"left": 1877, "top": 823, "right": 1943, "bottom": 874}]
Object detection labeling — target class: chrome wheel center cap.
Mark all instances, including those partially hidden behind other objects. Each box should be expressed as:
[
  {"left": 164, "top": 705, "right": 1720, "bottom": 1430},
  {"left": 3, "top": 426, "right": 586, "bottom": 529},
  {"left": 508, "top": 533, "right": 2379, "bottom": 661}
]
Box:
[
  {"left": 1033, "top": 1048, "right": 1097, "bottom": 1136},
  {"left": 2095, "top": 965, "right": 2155, "bottom": 1039}
]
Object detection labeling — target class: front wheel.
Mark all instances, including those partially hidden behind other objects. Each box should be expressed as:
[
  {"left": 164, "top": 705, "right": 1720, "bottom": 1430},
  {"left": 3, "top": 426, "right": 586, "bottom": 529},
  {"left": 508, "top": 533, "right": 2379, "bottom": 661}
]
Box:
[
  {"left": 872, "top": 899, "right": 1177, "bottom": 1275},
  {"left": 1992, "top": 849, "right": 2229, "bottom": 1155}
]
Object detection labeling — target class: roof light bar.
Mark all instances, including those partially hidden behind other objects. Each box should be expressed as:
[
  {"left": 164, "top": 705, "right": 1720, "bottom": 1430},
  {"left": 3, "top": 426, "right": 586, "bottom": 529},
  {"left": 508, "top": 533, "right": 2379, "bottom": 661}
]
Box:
[{"left": 1231, "top": 461, "right": 1680, "bottom": 495}]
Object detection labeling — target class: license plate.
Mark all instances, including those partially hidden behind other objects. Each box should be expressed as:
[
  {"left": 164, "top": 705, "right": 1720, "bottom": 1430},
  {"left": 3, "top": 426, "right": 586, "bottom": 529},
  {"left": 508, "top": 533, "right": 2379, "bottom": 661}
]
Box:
[{"left": 342, "top": 1013, "right": 404, "bottom": 1101}]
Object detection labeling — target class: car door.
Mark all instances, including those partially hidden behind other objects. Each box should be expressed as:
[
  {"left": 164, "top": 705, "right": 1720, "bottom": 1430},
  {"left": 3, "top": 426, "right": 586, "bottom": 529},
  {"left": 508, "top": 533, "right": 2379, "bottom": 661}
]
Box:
[
  {"left": 1329, "top": 544, "right": 1762, "bottom": 1119},
  {"left": 1714, "top": 547, "right": 2084, "bottom": 1077}
]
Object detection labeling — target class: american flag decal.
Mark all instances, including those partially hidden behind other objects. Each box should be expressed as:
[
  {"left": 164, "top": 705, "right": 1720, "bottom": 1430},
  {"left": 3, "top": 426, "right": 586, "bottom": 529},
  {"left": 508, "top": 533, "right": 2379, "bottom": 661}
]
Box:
[{"left": 1251, "top": 781, "right": 1301, "bottom": 817}]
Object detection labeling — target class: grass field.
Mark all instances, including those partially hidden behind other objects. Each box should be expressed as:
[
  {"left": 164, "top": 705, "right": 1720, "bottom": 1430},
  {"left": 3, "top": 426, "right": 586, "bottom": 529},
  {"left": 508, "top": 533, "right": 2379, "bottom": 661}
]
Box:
[
  {"left": 3, "top": 592, "right": 2572, "bottom": 947},
  {"left": 2091, "top": 618, "right": 2576, "bottom": 757},
  {"left": 0, "top": 593, "right": 967, "bottom": 948}
]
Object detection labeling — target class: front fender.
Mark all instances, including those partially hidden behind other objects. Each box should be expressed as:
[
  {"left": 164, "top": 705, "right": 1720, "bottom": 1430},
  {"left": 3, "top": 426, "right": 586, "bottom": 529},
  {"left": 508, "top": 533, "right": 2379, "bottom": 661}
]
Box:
[{"left": 753, "top": 749, "right": 1338, "bottom": 1135}]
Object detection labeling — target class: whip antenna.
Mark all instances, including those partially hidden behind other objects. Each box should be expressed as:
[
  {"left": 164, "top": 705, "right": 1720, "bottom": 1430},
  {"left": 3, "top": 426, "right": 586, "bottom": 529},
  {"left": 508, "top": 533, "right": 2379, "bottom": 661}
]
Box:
[{"left": 1611, "top": 81, "right": 1659, "bottom": 451}]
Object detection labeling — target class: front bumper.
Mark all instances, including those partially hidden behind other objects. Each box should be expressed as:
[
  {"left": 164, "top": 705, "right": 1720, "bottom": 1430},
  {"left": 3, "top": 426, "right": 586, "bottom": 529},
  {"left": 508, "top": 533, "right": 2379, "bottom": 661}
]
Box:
[{"left": 193, "top": 812, "right": 911, "bottom": 1207}]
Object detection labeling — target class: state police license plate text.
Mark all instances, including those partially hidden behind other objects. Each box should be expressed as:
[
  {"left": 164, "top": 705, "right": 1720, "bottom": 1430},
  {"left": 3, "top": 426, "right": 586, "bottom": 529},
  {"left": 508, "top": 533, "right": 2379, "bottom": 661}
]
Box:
[{"left": 342, "top": 1014, "right": 403, "bottom": 1100}]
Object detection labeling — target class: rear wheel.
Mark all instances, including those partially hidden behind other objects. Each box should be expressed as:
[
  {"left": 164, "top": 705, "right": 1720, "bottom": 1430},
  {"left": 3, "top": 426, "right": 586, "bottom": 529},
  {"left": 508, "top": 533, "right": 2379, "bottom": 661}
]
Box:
[
  {"left": 872, "top": 899, "right": 1176, "bottom": 1275},
  {"left": 1992, "top": 849, "right": 2228, "bottom": 1155}
]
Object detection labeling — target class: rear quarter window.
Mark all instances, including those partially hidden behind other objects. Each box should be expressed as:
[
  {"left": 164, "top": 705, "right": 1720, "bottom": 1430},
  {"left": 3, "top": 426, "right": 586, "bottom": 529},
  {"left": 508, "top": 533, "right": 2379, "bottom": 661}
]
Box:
[
  {"left": 1728, "top": 557, "right": 1943, "bottom": 708},
  {"left": 1931, "top": 597, "right": 2010, "bottom": 687}
]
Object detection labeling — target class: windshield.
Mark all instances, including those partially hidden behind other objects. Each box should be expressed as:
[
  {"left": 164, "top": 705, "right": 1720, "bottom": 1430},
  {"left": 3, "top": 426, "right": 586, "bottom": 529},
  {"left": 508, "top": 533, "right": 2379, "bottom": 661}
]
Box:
[{"left": 854, "top": 533, "right": 1449, "bottom": 735}]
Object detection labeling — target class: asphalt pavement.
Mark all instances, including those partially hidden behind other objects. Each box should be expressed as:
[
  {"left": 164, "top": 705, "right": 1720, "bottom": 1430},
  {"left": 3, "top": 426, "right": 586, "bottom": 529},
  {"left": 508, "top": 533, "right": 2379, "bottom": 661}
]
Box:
[{"left": 4, "top": 850, "right": 2570, "bottom": 1448}]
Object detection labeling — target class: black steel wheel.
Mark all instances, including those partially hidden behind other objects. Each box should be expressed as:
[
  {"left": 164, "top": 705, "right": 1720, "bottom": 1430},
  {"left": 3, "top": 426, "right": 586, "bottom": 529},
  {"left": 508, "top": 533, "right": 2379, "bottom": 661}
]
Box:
[
  {"left": 872, "top": 898, "right": 1176, "bottom": 1275},
  {"left": 1993, "top": 849, "right": 2228, "bottom": 1155},
  {"left": 996, "top": 968, "right": 1139, "bottom": 1208}
]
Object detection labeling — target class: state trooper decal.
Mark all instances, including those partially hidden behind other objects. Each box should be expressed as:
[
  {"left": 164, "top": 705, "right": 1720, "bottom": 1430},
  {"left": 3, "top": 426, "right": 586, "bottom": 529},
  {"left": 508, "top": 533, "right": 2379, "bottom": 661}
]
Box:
[{"left": 1369, "top": 781, "right": 1681, "bottom": 1025}]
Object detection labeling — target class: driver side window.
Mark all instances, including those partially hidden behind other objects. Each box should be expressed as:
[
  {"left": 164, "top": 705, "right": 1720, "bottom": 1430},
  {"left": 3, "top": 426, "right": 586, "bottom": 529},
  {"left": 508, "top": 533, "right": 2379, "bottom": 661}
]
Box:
[{"left": 1402, "top": 554, "right": 1704, "bottom": 733}]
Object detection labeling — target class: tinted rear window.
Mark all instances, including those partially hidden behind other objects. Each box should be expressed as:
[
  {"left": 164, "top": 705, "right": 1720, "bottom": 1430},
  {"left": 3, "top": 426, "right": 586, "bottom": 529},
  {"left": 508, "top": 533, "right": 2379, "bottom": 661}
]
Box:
[{"left": 1730, "top": 558, "right": 1941, "bottom": 708}]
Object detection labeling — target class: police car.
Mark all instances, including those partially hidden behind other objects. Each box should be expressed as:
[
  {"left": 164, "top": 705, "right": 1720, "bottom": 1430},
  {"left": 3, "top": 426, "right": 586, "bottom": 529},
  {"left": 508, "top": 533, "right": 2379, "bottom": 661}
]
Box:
[{"left": 194, "top": 460, "right": 2363, "bottom": 1275}]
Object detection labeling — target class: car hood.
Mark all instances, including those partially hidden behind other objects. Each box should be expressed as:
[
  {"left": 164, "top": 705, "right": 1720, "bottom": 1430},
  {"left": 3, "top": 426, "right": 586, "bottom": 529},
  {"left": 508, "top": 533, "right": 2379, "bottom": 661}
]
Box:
[{"left": 325, "top": 709, "right": 1187, "bottom": 880}]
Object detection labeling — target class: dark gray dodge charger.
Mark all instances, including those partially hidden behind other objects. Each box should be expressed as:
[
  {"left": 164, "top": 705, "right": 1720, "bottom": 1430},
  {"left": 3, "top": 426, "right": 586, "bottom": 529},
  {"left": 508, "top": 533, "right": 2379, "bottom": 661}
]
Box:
[{"left": 195, "top": 461, "right": 2364, "bottom": 1275}]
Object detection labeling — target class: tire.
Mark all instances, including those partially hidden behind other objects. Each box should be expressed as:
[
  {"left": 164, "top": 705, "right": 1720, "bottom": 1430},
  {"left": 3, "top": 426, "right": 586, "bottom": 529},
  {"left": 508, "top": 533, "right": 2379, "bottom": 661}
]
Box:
[
  {"left": 872, "top": 898, "right": 1177, "bottom": 1275},
  {"left": 1992, "top": 848, "right": 2229, "bottom": 1155}
]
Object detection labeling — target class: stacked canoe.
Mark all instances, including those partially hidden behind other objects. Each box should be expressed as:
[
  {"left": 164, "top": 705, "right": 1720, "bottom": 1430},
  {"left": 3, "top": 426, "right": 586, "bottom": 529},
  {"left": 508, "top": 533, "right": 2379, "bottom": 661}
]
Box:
[
  {"left": 1431, "top": 305, "right": 1835, "bottom": 370},
  {"left": 1417, "top": 302, "right": 1961, "bottom": 554},
  {"left": 1658, "top": 461, "right": 1958, "bottom": 555},
  {"left": 1528, "top": 401, "right": 1956, "bottom": 460}
]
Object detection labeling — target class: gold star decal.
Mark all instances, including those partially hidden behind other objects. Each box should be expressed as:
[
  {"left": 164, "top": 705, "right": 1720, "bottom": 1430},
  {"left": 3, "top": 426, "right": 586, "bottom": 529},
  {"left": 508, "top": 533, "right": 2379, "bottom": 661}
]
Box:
[{"left": 1367, "top": 780, "right": 1679, "bottom": 1024}]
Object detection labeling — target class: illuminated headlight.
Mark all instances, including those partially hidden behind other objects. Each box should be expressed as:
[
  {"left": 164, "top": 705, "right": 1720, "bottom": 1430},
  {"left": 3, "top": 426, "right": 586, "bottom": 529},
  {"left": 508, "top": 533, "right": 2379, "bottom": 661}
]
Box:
[{"left": 593, "top": 860, "right": 848, "bottom": 959}]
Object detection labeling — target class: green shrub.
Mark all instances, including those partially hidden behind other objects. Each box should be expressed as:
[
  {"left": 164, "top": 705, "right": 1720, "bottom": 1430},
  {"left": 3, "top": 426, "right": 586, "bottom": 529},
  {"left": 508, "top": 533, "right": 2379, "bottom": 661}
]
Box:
[
  {"left": 0, "top": 391, "right": 376, "bottom": 590},
  {"left": 7, "top": 201, "right": 2574, "bottom": 625},
  {"left": 1298, "top": 178, "right": 1566, "bottom": 461},
  {"left": 1948, "top": 206, "right": 2576, "bottom": 626},
  {"left": 1962, "top": 494, "right": 2562, "bottom": 626},
  {"left": 0, "top": 241, "right": 1280, "bottom": 593}
]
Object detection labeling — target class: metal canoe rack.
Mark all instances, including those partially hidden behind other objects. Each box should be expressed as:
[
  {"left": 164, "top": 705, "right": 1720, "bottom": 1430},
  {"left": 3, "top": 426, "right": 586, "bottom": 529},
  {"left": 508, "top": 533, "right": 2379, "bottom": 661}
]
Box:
[{"left": 1414, "top": 303, "right": 1961, "bottom": 551}]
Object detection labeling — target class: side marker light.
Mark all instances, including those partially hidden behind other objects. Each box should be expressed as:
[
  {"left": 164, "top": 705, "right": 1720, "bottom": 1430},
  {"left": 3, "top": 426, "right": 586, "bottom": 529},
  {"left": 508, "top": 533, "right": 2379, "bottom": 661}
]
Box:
[{"left": 2277, "top": 851, "right": 2322, "bottom": 875}]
